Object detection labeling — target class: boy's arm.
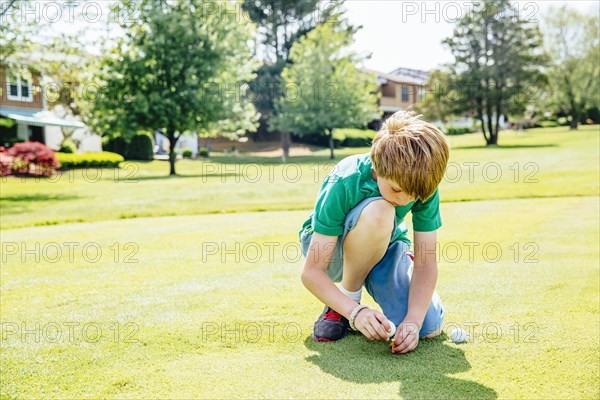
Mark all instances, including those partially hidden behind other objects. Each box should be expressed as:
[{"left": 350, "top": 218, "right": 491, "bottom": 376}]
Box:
[
  {"left": 300, "top": 232, "right": 358, "bottom": 319},
  {"left": 406, "top": 230, "right": 438, "bottom": 327},
  {"left": 392, "top": 230, "right": 438, "bottom": 354}
]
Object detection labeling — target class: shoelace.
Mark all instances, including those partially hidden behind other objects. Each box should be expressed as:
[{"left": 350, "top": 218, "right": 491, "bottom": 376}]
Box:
[{"left": 323, "top": 309, "right": 343, "bottom": 322}]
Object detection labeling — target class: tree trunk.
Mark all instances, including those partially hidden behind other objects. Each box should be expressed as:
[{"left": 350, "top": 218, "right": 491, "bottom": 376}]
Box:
[
  {"left": 564, "top": 74, "right": 579, "bottom": 130},
  {"left": 485, "top": 112, "right": 494, "bottom": 145},
  {"left": 569, "top": 109, "right": 579, "bottom": 130},
  {"left": 281, "top": 131, "right": 291, "bottom": 163},
  {"left": 491, "top": 103, "right": 501, "bottom": 146},
  {"left": 493, "top": 83, "right": 503, "bottom": 146},
  {"left": 168, "top": 129, "right": 178, "bottom": 175},
  {"left": 328, "top": 133, "right": 334, "bottom": 160},
  {"left": 479, "top": 116, "right": 488, "bottom": 144}
]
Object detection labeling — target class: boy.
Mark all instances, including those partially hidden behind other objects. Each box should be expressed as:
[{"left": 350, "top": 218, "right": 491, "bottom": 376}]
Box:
[{"left": 299, "top": 111, "right": 449, "bottom": 354}]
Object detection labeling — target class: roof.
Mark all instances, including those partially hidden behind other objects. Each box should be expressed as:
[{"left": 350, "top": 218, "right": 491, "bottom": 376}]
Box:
[
  {"left": 388, "top": 67, "right": 429, "bottom": 85},
  {"left": 367, "top": 68, "right": 429, "bottom": 86},
  {"left": 0, "top": 107, "right": 86, "bottom": 129}
]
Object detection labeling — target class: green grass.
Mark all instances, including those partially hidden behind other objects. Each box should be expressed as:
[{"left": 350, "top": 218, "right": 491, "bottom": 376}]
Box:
[
  {"left": 1, "top": 126, "right": 598, "bottom": 229},
  {"left": 1, "top": 125, "right": 599, "bottom": 399}
]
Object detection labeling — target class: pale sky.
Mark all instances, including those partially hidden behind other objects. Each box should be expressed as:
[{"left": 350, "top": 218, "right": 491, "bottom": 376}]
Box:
[
  {"left": 16, "top": 0, "right": 600, "bottom": 72},
  {"left": 344, "top": 0, "right": 599, "bottom": 72}
]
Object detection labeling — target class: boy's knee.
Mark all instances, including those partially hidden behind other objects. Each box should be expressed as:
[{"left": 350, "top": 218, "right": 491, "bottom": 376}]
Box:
[{"left": 357, "top": 199, "right": 395, "bottom": 235}]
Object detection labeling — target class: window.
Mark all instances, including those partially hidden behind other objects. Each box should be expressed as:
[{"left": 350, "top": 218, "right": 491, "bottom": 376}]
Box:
[
  {"left": 9, "top": 82, "right": 18, "bottom": 97},
  {"left": 382, "top": 83, "right": 396, "bottom": 98},
  {"left": 6, "top": 74, "right": 33, "bottom": 102},
  {"left": 401, "top": 86, "right": 409, "bottom": 102}
]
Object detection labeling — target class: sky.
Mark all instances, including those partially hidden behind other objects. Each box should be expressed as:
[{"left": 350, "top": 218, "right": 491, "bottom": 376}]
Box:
[
  {"left": 343, "top": 0, "right": 599, "bottom": 72},
  {"left": 8, "top": 0, "right": 599, "bottom": 72}
]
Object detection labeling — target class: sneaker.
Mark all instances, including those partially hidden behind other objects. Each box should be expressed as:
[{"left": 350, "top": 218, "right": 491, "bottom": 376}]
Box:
[{"left": 312, "top": 306, "right": 350, "bottom": 342}]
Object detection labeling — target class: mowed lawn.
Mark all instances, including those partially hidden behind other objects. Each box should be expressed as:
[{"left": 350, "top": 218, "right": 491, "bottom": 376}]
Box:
[{"left": 1, "top": 126, "right": 599, "bottom": 399}]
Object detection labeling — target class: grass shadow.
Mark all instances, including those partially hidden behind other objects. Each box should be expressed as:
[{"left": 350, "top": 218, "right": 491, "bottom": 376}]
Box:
[
  {"left": 119, "top": 173, "right": 241, "bottom": 181},
  {"left": 0, "top": 194, "right": 79, "bottom": 202},
  {"left": 206, "top": 153, "right": 343, "bottom": 165},
  {"left": 452, "top": 144, "right": 558, "bottom": 150},
  {"left": 0, "top": 193, "right": 80, "bottom": 216},
  {"left": 304, "top": 333, "right": 496, "bottom": 399}
]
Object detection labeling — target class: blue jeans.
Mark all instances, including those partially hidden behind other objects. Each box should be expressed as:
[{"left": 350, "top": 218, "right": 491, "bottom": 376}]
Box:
[{"left": 300, "top": 196, "right": 445, "bottom": 337}]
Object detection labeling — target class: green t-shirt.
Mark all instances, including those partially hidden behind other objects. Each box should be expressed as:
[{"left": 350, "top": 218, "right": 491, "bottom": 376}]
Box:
[{"left": 300, "top": 153, "right": 442, "bottom": 245}]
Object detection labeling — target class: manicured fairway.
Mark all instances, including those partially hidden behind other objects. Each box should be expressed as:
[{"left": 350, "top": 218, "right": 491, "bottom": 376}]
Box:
[
  {"left": 1, "top": 126, "right": 597, "bottom": 230},
  {"left": 1, "top": 126, "right": 599, "bottom": 399}
]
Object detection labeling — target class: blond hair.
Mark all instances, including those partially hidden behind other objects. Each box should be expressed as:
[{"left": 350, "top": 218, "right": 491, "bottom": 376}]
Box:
[{"left": 370, "top": 111, "right": 449, "bottom": 201}]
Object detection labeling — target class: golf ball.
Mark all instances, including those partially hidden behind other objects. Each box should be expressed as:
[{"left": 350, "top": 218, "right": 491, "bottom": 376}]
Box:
[
  {"left": 386, "top": 320, "right": 396, "bottom": 338},
  {"left": 450, "top": 328, "right": 468, "bottom": 343}
]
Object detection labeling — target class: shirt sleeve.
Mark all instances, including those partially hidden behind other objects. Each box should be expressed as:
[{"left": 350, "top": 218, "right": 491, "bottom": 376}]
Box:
[
  {"left": 311, "top": 175, "right": 351, "bottom": 237},
  {"left": 411, "top": 187, "right": 442, "bottom": 232}
]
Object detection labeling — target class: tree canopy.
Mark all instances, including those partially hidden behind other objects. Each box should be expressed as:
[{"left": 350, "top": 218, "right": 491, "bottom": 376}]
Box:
[
  {"left": 242, "top": 0, "right": 342, "bottom": 160},
  {"left": 542, "top": 6, "right": 599, "bottom": 129},
  {"left": 92, "top": 0, "right": 259, "bottom": 175},
  {"left": 272, "top": 15, "right": 380, "bottom": 159},
  {"left": 443, "top": 0, "right": 547, "bottom": 145}
]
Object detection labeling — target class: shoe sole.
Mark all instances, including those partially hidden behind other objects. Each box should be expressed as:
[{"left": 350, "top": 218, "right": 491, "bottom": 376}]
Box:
[{"left": 312, "top": 331, "right": 348, "bottom": 342}]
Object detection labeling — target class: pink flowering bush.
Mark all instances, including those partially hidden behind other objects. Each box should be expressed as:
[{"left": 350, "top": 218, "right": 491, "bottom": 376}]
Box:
[
  {"left": 0, "top": 147, "right": 12, "bottom": 176},
  {"left": 6, "top": 142, "right": 61, "bottom": 177}
]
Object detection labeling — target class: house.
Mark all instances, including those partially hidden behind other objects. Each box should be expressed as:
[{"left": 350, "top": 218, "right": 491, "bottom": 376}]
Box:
[
  {"left": 154, "top": 130, "right": 199, "bottom": 157},
  {"left": 0, "top": 66, "right": 101, "bottom": 151},
  {"left": 368, "top": 67, "right": 429, "bottom": 129}
]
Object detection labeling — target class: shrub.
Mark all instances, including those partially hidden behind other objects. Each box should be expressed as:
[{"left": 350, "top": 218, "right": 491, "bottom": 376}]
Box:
[
  {"left": 6, "top": 141, "right": 60, "bottom": 176},
  {"left": 198, "top": 148, "right": 209, "bottom": 157},
  {"left": 536, "top": 120, "right": 559, "bottom": 128},
  {"left": 446, "top": 127, "right": 472, "bottom": 135},
  {"left": 333, "top": 128, "right": 377, "bottom": 147},
  {"left": 58, "top": 140, "right": 77, "bottom": 153},
  {"left": 126, "top": 132, "right": 154, "bottom": 161},
  {"left": 0, "top": 147, "right": 12, "bottom": 176},
  {"left": 102, "top": 136, "right": 128, "bottom": 157},
  {"left": 56, "top": 152, "right": 124, "bottom": 169},
  {"left": 0, "top": 118, "right": 15, "bottom": 128},
  {"left": 182, "top": 148, "right": 193, "bottom": 158},
  {"left": 291, "top": 132, "right": 342, "bottom": 148},
  {"left": 586, "top": 106, "right": 600, "bottom": 124}
]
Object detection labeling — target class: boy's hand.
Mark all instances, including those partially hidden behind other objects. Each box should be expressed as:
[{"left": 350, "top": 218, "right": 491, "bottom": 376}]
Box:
[
  {"left": 390, "top": 321, "right": 420, "bottom": 354},
  {"left": 354, "top": 308, "right": 392, "bottom": 341}
]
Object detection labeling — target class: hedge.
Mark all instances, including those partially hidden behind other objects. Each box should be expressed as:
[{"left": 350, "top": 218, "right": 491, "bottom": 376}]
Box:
[
  {"left": 198, "top": 148, "right": 209, "bottom": 157},
  {"left": 333, "top": 128, "right": 377, "bottom": 147},
  {"left": 102, "top": 136, "right": 128, "bottom": 157},
  {"left": 56, "top": 152, "right": 124, "bottom": 169},
  {"left": 446, "top": 127, "right": 472, "bottom": 135},
  {"left": 58, "top": 140, "right": 77, "bottom": 153},
  {"left": 126, "top": 132, "right": 154, "bottom": 161},
  {"left": 535, "top": 120, "right": 559, "bottom": 128}
]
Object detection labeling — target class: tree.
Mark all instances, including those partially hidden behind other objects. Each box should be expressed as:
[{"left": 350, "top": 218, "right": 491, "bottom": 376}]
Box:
[
  {"left": 242, "top": 0, "right": 341, "bottom": 161},
  {"left": 92, "top": 0, "right": 258, "bottom": 175},
  {"left": 272, "top": 15, "right": 380, "bottom": 159},
  {"left": 414, "top": 69, "right": 458, "bottom": 127},
  {"left": 1, "top": 0, "right": 45, "bottom": 90},
  {"left": 0, "top": 0, "right": 38, "bottom": 68},
  {"left": 39, "top": 33, "right": 98, "bottom": 149},
  {"left": 443, "top": 0, "right": 547, "bottom": 145},
  {"left": 542, "top": 6, "right": 599, "bottom": 129}
]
